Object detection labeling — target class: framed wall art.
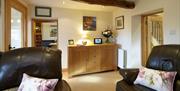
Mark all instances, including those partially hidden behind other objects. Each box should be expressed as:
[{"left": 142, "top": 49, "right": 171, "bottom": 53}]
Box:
[
  {"left": 115, "top": 16, "right": 124, "bottom": 30},
  {"left": 35, "top": 7, "right": 52, "bottom": 17},
  {"left": 83, "top": 16, "right": 96, "bottom": 31}
]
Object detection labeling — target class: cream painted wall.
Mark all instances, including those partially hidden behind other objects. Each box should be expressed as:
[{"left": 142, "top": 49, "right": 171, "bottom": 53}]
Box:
[
  {"left": 31, "top": 7, "right": 113, "bottom": 68},
  {"left": 113, "top": 0, "right": 180, "bottom": 68}
]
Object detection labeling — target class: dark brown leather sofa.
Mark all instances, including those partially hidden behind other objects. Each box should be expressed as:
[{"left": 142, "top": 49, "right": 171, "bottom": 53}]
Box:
[
  {"left": 116, "top": 45, "right": 180, "bottom": 91},
  {"left": 0, "top": 47, "right": 71, "bottom": 91}
]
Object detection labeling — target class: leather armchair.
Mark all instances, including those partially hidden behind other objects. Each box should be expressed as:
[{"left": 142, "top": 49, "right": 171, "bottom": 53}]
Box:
[
  {"left": 0, "top": 47, "right": 71, "bottom": 91},
  {"left": 116, "top": 45, "right": 180, "bottom": 91}
]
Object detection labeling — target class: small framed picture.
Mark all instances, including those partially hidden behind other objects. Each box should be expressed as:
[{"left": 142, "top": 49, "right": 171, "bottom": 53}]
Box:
[
  {"left": 94, "top": 38, "right": 102, "bottom": 44},
  {"left": 68, "top": 40, "right": 74, "bottom": 45},
  {"left": 115, "top": 16, "right": 124, "bottom": 30},
  {"left": 35, "top": 7, "right": 52, "bottom": 17}
]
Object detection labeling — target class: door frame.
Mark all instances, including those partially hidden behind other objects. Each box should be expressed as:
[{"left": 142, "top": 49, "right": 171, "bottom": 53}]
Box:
[
  {"left": 5, "top": 0, "right": 27, "bottom": 51},
  {"left": 141, "top": 10, "right": 163, "bottom": 66},
  {"left": 31, "top": 19, "right": 59, "bottom": 47}
]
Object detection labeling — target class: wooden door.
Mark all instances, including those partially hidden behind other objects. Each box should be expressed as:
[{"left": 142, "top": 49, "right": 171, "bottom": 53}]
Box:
[
  {"left": 86, "top": 46, "right": 101, "bottom": 73},
  {"left": 68, "top": 47, "right": 88, "bottom": 76},
  {"left": 100, "top": 45, "right": 117, "bottom": 71},
  {"left": 5, "top": 0, "right": 27, "bottom": 51},
  {"left": 141, "top": 12, "right": 163, "bottom": 66}
]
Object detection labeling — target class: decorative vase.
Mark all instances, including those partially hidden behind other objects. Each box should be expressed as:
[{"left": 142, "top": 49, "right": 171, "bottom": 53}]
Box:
[
  {"left": 105, "top": 38, "right": 110, "bottom": 43},
  {"left": 82, "top": 40, "right": 87, "bottom": 45},
  {"left": 102, "top": 29, "right": 113, "bottom": 43}
]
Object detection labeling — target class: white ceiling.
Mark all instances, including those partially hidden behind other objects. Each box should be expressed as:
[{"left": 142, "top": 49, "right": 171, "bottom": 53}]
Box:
[{"left": 26, "top": 0, "right": 120, "bottom": 12}]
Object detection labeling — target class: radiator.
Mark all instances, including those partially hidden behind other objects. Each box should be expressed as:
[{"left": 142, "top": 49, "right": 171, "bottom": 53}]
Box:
[{"left": 118, "top": 49, "right": 127, "bottom": 68}]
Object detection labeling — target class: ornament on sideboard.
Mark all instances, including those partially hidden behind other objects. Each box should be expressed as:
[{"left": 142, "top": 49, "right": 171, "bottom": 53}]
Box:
[
  {"left": 102, "top": 29, "right": 113, "bottom": 43},
  {"left": 82, "top": 40, "right": 87, "bottom": 45}
]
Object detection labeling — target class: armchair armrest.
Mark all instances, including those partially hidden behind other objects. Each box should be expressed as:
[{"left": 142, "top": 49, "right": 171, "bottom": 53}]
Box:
[
  {"left": 0, "top": 51, "right": 3, "bottom": 58},
  {"left": 119, "top": 68, "right": 139, "bottom": 85}
]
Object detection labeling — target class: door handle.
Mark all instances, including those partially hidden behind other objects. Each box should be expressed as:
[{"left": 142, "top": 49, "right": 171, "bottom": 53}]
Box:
[
  {"left": 8, "top": 44, "right": 12, "bottom": 50},
  {"left": 8, "top": 44, "right": 15, "bottom": 50}
]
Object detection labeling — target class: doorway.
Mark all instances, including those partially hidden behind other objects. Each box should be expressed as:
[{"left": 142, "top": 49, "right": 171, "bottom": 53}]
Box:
[
  {"left": 32, "top": 19, "right": 58, "bottom": 49},
  {"left": 5, "top": 0, "right": 27, "bottom": 51},
  {"left": 141, "top": 11, "right": 164, "bottom": 66}
]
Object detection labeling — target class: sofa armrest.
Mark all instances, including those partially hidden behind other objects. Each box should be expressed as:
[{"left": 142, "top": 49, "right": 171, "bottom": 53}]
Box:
[
  {"left": 119, "top": 68, "right": 139, "bottom": 85},
  {"left": 174, "top": 80, "right": 180, "bottom": 91},
  {"left": 3, "top": 87, "right": 18, "bottom": 91},
  {"left": 55, "top": 80, "right": 71, "bottom": 91},
  {"left": 0, "top": 51, "right": 2, "bottom": 57}
]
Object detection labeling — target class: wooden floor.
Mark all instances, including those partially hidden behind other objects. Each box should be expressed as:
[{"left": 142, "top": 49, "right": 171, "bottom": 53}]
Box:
[{"left": 63, "top": 71, "right": 122, "bottom": 91}]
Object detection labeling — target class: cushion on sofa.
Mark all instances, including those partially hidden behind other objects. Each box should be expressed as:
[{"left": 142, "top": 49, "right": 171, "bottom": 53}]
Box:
[
  {"left": 134, "top": 67, "right": 177, "bottom": 91},
  {"left": 18, "top": 73, "right": 58, "bottom": 91},
  {"left": 116, "top": 80, "right": 156, "bottom": 91}
]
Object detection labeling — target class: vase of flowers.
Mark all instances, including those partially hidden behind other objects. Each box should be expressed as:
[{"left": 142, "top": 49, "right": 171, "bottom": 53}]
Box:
[{"left": 102, "top": 29, "right": 113, "bottom": 43}]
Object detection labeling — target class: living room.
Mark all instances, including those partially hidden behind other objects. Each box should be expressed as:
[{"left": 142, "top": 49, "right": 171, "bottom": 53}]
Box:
[{"left": 0, "top": 0, "right": 180, "bottom": 91}]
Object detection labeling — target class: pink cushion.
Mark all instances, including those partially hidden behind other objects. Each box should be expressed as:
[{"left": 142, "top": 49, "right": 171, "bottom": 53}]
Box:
[
  {"left": 18, "top": 73, "right": 58, "bottom": 91},
  {"left": 134, "top": 67, "right": 177, "bottom": 91}
]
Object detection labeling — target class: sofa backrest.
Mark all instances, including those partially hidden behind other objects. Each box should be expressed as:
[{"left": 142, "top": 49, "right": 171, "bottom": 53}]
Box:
[
  {"left": 146, "top": 45, "right": 180, "bottom": 90},
  {"left": 0, "top": 47, "right": 62, "bottom": 90}
]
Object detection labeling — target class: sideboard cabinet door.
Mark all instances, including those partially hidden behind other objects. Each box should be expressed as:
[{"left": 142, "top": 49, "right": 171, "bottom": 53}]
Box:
[
  {"left": 68, "top": 47, "right": 88, "bottom": 76},
  {"left": 100, "top": 45, "right": 117, "bottom": 71}
]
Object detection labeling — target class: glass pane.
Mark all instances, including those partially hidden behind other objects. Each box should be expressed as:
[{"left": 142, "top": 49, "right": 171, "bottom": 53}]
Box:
[{"left": 11, "top": 8, "right": 22, "bottom": 49}]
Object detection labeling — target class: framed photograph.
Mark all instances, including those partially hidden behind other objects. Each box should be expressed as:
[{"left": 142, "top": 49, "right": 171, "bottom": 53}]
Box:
[
  {"left": 50, "top": 25, "right": 58, "bottom": 37},
  {"left": 35, "top": 7, "right": 51, "bottom": 17},
  {"left": 50, "top": 29, "right": 57, "bottom": 37},
  {"left": 94, "top": 38, "right": 102, "bottom": 44},
  {"left": 68, "top": 40, "right": 74, "bottom": 45},
  {"left": 115, "top": 16, "right": 124, "bottom": 30},
  {"left": 83, "top": 16, "right": 96, "bottom": 31}
]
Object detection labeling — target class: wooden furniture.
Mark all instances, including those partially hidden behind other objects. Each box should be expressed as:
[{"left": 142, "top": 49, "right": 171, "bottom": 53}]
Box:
[
  {"left": 68, "top": 44, "right": 118, "bottom": 77},
  {"left": 34, "top": 22, "right": 42, "bottom": 47},
  {"left": 5, "top": 0, "right": 27, "bottom": 51}
]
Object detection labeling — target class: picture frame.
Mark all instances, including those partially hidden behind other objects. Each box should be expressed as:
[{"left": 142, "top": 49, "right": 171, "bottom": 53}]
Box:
[
  {"left": 50, "top": 25, "right": 58, "bottom": 37},
  {"left": 94, "top": 38, "right": 102, "bottom": 44},
  {"left": 35, "top": 7, "right": 52, "bottom": 17},
  {"left": 115, "top": 16, "right": 124, "bottom": 30},
  {"left": 68, "top": 40, "right": 74, "bottom": 45},
  {"left": 83, "top": 16, "right": 96, "bottom": 31}
]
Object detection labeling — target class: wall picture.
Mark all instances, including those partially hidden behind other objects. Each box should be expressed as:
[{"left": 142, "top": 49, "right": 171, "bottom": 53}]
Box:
[
  {"left": 83, "top": 16, "right": 96, "bottom": 31},
  {"left": 115, "top": 16, "right": 124, "bottom": 30},
  {"left": 50, "top": 29, "right": 57, "bottom": 37},
  {"left": 35, "top": 7, "right": 52, "bottom": 17}
]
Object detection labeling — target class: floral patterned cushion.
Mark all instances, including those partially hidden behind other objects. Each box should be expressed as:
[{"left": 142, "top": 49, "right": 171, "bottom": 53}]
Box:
[
  {"left": 134, "top": 67, "right": 177, "bottom": 91},
  {"left": 18, "top": 73, "right": 58, "bottom": 91}
]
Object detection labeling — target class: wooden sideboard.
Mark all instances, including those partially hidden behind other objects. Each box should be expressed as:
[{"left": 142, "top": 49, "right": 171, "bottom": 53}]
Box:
[{"left": 68, "top": 44, "right": 118, "bottom": 77}]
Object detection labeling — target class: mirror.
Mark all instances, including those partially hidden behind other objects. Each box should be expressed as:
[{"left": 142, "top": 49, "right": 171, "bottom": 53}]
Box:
[{"left": 32, "top": 19, "right": 58, "bottom": 49}]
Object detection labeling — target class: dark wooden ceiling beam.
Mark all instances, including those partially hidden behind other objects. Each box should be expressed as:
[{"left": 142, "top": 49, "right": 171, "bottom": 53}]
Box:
[{"left": 72, "top": 0, "right": 135, "bottom": 9}]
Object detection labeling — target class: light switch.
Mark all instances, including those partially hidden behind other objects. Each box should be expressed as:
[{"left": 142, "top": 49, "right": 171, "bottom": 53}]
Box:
[{"left": 169, "top": 30, "right": 176, "bottom": 35}]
